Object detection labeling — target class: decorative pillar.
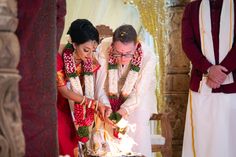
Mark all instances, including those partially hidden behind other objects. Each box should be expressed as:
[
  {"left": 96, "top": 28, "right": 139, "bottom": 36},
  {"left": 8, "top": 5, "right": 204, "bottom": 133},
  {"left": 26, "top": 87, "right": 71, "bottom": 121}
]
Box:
[
  {"left": 16, "top": 0, "right": 66, "bottom": 156},
  {"left": 0, "top": 0, "right": 25, "bottom": 156},
  {"left": 164, "top": 1, "right": 190, "bottom": 157}
]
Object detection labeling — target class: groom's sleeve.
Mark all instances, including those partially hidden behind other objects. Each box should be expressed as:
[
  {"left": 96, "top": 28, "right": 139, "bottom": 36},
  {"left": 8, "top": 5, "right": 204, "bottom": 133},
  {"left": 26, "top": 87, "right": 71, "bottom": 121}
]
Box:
[{"left": 121, "top": 48, "right": 157, "bottom": 115}]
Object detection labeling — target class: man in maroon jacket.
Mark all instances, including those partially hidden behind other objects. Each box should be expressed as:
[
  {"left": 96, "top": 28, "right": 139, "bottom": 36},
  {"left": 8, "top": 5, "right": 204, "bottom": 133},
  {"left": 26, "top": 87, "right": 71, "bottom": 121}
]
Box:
[{"left": 182, "top": 0, "right": 236, "bottom": 157}]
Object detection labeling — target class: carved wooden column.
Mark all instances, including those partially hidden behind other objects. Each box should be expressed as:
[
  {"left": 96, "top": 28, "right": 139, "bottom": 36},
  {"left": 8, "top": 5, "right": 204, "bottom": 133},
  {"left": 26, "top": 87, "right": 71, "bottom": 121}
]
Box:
[
  {"left": 0, "top": 0, "right": 25, "bottom": 157},
  {"left": 163, "top": 0, "right": 190, "bottom": 157}
]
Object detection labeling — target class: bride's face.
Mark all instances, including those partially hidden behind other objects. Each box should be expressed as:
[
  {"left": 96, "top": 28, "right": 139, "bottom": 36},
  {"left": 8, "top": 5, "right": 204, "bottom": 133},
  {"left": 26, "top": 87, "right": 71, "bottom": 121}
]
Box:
[{"left": 74, "top": 40, "right": 98, "bottom": 60}]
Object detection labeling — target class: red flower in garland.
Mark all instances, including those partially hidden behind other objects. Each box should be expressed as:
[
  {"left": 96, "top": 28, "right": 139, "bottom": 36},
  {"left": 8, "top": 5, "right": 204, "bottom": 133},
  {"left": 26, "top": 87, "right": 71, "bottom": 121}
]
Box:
[
  {"left": 73, "top": 100, "right": 95, "bottom": 143},
  {"left": 83, "top": 57, "right": 93, "bottom": 75},
  {"left": 131, "top": 43, "right": 143, "bottom": 69},
  {"left": 108, "top": 47, "right": 118, "bottom": 65},
  {"left": 74, "top": 103, "right": 95, "bottom": 126},
  {"left": 113, "top": 129, "right": 120, "bottom": 139},
  {"left": 109, "top": 96, "right": 125, "bottom": 112},
  {"left": 79, "top": 137, "right": 89, "bottom": 143},
  {"left": 63, "top": 44, "right": 76, "bottom": 75}
]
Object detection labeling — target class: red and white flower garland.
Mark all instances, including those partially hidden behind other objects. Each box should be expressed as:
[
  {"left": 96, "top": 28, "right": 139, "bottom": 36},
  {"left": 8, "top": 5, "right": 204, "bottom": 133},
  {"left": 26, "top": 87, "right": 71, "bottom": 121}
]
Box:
[
  {"left": 63, "top": 43, "right": 96, "bottom": 143},
  {"left": 107, "top": 43, "right": 143, "bottom": 138},
  {"left": 108, "top": 42, "right": 143, "bottom": 99}
]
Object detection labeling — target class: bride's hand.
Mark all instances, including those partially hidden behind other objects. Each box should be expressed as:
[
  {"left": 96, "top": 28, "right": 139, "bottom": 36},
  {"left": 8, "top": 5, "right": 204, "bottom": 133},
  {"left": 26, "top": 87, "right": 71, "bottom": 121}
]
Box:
[{"left": 97, "top": 102, "right": 105, "bottom": 121}]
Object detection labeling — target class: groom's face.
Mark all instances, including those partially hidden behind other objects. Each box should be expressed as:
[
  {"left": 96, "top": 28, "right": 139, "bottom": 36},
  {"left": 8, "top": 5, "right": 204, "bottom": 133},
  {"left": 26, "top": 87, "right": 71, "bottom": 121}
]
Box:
[{"left": 113, "top": 41, "right": 137, "bottom": 65}]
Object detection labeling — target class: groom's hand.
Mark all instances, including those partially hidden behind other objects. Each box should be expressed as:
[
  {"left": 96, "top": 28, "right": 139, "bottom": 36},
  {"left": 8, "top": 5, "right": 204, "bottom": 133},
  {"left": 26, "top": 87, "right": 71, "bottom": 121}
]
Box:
[
  {"left": 104, "top": 107, "right": 116, "bottom": 127},
  {"left": 117, "top": 108, "right": 127, "bottom": 117}
]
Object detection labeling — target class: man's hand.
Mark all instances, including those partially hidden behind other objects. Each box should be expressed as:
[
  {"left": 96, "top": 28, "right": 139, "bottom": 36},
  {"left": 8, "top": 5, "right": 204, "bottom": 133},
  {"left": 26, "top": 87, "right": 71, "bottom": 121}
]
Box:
[
  {"left": 208, "top": 65, "right": 228, "bottom": 84},
  {"left": 105, "top": 106, "right": 112, "bottom": 118},
  {"left": 206, "top": 78, "right": 220, "bottom": 89},
  {"left": 116, "top": 108, "right": 128, "bottom": 118},
  {"left": 104, "top": 107, "right": 116, "bottom": 127}
]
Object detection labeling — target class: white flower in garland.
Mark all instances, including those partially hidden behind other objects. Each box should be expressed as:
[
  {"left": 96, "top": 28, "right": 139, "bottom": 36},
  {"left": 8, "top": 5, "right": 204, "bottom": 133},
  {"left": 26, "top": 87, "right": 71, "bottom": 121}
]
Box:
[
  {"left": 121, "top": 70, "right": 139, "bottom": 97},
  {"left": 108, "top": 69, "right": 119, "bottom": 95}
]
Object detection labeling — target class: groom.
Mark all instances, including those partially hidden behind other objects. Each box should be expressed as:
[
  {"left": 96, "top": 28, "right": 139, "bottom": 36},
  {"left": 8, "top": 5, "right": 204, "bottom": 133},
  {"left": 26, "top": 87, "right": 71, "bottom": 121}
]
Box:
[
  {"left": 94, "top": 25, "right": 157, "bottom": 157},
  {"left": 182, "top": 0, "right": 236, "bottom": 157}
]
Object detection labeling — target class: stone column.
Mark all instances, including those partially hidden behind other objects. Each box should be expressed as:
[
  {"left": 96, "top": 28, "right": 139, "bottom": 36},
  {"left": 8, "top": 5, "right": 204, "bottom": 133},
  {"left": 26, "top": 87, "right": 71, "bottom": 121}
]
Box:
[
  {"left": 163, "top": 0, "right": 190, "bottom": 157},
  {"left": 0, "top": 0, "right": 25, "bottom": 157}
]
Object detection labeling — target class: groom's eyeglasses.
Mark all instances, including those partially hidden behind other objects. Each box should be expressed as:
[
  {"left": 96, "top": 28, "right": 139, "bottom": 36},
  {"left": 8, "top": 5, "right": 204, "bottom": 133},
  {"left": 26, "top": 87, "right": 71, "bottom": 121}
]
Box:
[
  {"left": 112, "top": 48, "right": 135, "bottom": 58},
  {"left": 111, "top": 53, "right": 134, "bottom": 58}
]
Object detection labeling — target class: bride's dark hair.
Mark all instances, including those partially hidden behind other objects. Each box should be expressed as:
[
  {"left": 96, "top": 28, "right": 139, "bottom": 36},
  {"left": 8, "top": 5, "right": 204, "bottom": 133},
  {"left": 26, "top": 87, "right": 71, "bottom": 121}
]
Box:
[{"left": 67, "top": 19, "right": 99, "bottom": 45}]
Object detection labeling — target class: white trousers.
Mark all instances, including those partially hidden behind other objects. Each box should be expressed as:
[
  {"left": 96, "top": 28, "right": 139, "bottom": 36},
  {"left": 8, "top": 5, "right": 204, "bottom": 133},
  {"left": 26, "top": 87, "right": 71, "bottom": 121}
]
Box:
[{"left": 182, "top": 91, "right": 236, "bottom": 157}]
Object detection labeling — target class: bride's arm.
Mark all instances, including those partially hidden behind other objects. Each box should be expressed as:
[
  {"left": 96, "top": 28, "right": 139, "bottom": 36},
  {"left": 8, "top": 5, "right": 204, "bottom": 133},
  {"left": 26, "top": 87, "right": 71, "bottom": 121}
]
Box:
[
  {"left": 58, "top": 85, "right": 105, "bottom": 119},
  {"left": 58, "top": 85, "right": 84, "bottom": 103}
]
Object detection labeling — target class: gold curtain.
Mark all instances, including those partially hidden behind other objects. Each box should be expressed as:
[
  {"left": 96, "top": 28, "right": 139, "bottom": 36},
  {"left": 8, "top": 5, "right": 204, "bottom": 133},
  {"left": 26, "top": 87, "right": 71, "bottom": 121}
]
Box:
[{"left": 126, "top": 0, "right": 167, "bottom": 111}]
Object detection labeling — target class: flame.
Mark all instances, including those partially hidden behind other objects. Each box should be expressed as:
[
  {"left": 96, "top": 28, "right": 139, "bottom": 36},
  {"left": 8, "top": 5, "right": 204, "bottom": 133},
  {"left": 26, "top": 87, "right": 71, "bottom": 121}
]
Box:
[
  {"left": 89, "top": 119, "right": 142, "bottom": 156},
  {"left": 106, "top": 122, "right": 140, "bottom": 156}
]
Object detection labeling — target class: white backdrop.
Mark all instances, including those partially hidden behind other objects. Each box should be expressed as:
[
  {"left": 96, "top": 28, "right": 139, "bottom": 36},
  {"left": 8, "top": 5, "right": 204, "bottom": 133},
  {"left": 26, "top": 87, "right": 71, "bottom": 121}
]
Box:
[{"left": 60, "top": 0, "right": 142, "bottom": 44}]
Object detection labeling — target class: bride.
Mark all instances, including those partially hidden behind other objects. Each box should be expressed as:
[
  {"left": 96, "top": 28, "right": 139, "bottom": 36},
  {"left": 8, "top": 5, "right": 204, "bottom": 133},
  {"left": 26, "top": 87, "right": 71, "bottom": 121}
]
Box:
[{"left": 56, "top": 19, "right": 106, "bottom": 157}]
